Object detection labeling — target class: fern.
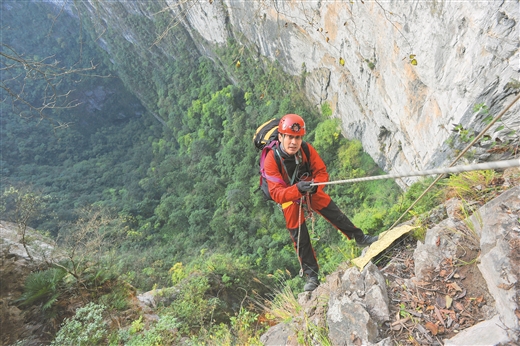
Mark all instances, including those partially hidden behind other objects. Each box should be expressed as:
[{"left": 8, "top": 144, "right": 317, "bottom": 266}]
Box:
[{"left": 17, "top": 267, "right": 66, "bottom": 309}]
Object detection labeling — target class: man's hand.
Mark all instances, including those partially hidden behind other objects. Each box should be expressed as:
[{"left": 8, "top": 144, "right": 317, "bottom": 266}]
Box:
[{"left": 297, "top": 181, "right": 317, "bottom": 194}]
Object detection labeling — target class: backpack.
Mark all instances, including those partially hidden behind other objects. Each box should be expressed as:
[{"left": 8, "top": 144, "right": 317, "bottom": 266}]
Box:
[{"left": 253, "top": 119, "right": 311, "bottom": 201}]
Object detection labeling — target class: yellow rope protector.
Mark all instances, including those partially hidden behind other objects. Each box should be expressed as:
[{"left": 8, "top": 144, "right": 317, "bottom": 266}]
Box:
[
  {"left": 281, "top": 201, "right": 293, "bottom": 209},
  {"left": 352, "top": 224, "right": 417, "bottom": 270}
]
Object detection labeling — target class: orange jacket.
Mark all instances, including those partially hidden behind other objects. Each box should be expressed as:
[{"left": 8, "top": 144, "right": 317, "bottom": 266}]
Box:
[{"left": 264, "top": 142, "right": 329, "bottom": 205}]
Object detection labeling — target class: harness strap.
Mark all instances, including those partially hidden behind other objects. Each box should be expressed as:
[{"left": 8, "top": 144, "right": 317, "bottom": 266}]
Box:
[{"left": 260, "top": 141, "right": 286, "bottom": 186}]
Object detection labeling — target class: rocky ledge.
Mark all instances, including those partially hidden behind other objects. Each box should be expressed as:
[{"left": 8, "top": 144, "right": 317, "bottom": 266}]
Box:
[{"left": 261, "top": 173, "right": 520, "bottom": 345}]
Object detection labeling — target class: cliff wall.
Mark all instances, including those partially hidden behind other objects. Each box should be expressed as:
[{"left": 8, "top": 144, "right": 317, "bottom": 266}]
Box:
[
  {"left": 179, "top": 0, "right": 519, "bottom": 184},
  {"left": 55, "top": 0, "right": 519, "bottom": 184}
]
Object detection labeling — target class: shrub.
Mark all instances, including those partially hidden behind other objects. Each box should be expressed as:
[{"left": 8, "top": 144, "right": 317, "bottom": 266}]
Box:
[
  {"left": 51, "top": 303, "right": 108, "bottom": 346},
  {"left": 167, "top": 274, "right": 214, "bottom": 331},
  {"left": 352, "top": 206, "right": 387, "bottom": 234},
  {"left": 121, "top": 315, "right": 180, "bottom": 346},
  {"left": 387, "top": 177, "right": 443, "bottom": 224}
]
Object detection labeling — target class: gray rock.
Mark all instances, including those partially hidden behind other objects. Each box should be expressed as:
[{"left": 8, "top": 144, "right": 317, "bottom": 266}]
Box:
[
  {"left": 365, "top": 284, "right": 390, "bottom": 324},
  {"left": 443, "top": 314, "right": 510, "bottom": 346},
  {"left": 259, "top": 322, "right": 292, "bottom": 346},
  {"left": 341, "top": 266, "right": 365, "bottom": 297},
  {"left": 137, "top": 287, "right": 179, "bottom": 309},
  {"left": 473, "top": 186, "right": 520, "bottom": 334},
  {"left": 327, "top": 295, "right": 378, "bottom": 345},
  {"left": 413, "top": 217, "right": 462, "bottom": 280}
]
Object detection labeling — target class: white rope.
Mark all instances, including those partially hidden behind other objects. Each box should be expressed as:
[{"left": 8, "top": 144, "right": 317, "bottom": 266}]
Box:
[{"left": 311, "top": 158, "right": 520, "bottom": 187}]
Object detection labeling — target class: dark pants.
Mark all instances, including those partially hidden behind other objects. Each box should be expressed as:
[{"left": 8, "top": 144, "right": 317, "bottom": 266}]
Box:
[{"left": 287, "top": 199, "right": 364, "bottom": 277}]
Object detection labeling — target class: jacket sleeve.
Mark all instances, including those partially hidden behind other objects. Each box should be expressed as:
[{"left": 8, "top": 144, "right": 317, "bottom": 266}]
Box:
[
  {"left": 306, "top": 143, "right": 329, "bottom": 193},
  {"left": 265, "top": 150, "right": 302, "bottom": 204}
]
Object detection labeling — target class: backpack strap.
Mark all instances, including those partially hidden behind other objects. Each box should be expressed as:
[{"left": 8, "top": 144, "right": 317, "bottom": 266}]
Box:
[
  {"left": 260, "top": 141, "right": 286, "bottom": 186},
  {"left": 300, "top": 141, "right": 312, "bottom": 176},
  {"left": 301, "top": 142, "right": 310, "bottom": 162}
]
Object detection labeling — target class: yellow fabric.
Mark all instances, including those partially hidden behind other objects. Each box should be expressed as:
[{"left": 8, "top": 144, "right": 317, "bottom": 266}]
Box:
[
  {"left": 265, "top": 127, "right": 278, "bottom": 140},
  {"left": 281, "top": 201, "right": 293, "bottom": 209},
  {"left": 351, "top": 224, "right": 417, "bottom": 269},
  {"left": 254, "top": 118, "right": 277, "bottom": 141}
]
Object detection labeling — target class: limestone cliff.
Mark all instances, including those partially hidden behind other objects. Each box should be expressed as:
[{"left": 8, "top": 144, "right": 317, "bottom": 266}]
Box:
[
  {"left": 178, "top": 0, "right": 520, "bottom": 184},
  {"left": 55, "top": 0, "right": 520, "bottom": 183}
]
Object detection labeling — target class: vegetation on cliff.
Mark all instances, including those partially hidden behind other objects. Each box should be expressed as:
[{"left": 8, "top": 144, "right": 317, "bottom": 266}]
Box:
[{"left": 1, "top": 2, "right": 447, "bottom": 344}]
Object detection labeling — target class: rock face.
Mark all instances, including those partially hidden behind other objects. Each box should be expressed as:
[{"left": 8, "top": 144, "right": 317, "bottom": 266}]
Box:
[
  {"left": 42, "top": 1, "right": 519, "bottom": 183},
  {"left": 181, "top": 0, "right": 520, "bottom": 184},
  {"left": 0, "top": 222, "right": 54, "bottom": 346},
  {"left": 260, "top": 261, "right": 392, "bottom": 346}
]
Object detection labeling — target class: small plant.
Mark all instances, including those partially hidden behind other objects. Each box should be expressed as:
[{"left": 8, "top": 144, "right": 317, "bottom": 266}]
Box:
[
  {"left": 17, "top": 267, "right": 67, "bottom": 314},
  {"left": 51, "top": 303, "right": 108, "bottom": 346},
  {"left": 399, "top": 303, "right": 410, "bottom": 319},
  {"left": 505, "top": 78, "right": 520, "bottom": 90},
  {"left": 443, "top": 170, "right": 499, "bottom": 203},
  {"left": 264, "top": 284, "right": 301, "bottom": 324},
  {"left": 454, "top": 203, "right": 482, "bottom": 248},
  {"left": 260, "top": 283, "right": 331, "bottom": 346},
  {"left": 166, "top": 273, "right": 215, "bottom": 332},
  {"left": 475, "top": 102, "right": 517, "bottom": 149},
  {"left": 409, "top": 54, "right": 418, "bottom": 65},
  {"left": 364, "top": 58, "right": 376, "bottom": 70},
  {"left": 119, "top": 314, "right": 180, "bottom": 346},
  {"left": 169, "top": 262, "right": 187, "bottom": 285},
  {"left": 321, "top": 102, "right": 333, "bottom": 118},
  {"left": 472, "top": 102, "right": 489, "bottom": 115},
  {"left": 230, "top": 307, "right": 262, "bottom": 345},
  {"left": 451, "top": 124, "right": 475, "bottom": 143},
  {"left": 129, "top": 316, "right": 144, "bottom": 334},
  {"left": 445, "top": 136, "right": 455, "bottom": 148},
  {"left": 410, "top": 210, "right": 429, "bottom": 241},
  {"left": 299, "top": 314, "right": 332, "bottom": 346}
]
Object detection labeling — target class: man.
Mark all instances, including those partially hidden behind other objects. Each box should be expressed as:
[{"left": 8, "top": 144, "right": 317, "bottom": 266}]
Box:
[{"left": 264, "top": 114, "right": 378, "bottom": 292}]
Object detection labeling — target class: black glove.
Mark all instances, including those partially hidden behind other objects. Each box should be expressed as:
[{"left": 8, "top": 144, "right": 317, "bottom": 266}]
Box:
[{"left": 297, "top": 180, "right": 317, "bottom": 194}]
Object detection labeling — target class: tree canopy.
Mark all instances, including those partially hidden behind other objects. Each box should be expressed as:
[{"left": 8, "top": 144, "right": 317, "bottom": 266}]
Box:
[{"left": 1, "top": 1, "right": 405, "bottom": 292}]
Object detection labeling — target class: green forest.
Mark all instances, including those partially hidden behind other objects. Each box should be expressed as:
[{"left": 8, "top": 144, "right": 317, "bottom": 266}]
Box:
[{"left": 1, "top": 2, "right": 442, "bottom": 344}]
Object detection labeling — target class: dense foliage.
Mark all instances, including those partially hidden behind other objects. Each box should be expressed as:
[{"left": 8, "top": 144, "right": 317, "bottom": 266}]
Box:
[{"left": 2, "top": 2, "right": 443, "bottom": 344}]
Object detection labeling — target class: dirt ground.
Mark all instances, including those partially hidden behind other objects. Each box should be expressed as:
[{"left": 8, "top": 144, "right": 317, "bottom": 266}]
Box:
[{"left": 378, "top": 220, "right": 520, "bottom": 345}]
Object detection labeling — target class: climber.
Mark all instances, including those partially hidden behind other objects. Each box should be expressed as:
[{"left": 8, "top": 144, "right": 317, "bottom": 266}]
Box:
[{"left": 264, "top": 114, "right": 378, "bottom": 292}]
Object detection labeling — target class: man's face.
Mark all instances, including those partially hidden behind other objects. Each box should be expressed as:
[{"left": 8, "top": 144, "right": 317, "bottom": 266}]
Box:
[{"left": 279, "top": 133, "right": 303, "bottom": 155}]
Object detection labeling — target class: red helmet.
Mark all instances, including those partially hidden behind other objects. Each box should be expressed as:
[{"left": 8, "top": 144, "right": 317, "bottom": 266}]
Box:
[{"left": 279, "top": 114, "right": 306, "bottom": 136}]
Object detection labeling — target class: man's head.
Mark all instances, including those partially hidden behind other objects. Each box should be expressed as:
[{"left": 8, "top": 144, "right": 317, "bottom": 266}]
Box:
[{"left": 278, "top": 114, "right": 306, "bottom": 155}]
